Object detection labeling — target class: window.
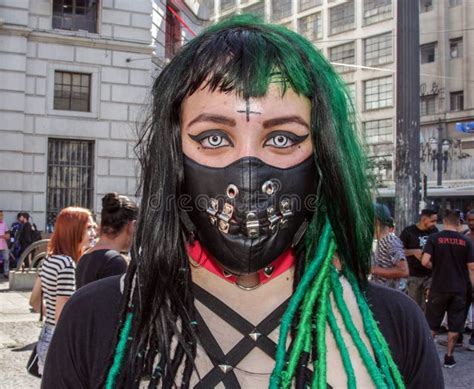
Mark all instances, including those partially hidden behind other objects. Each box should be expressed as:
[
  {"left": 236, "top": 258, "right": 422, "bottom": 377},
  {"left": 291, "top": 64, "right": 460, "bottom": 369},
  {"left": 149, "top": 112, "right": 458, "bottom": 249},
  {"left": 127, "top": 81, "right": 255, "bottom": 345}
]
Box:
[
  {"left": 347, "top": 83, "right": 356, "bottom": 105},
  {"left": 54, "top": 71, "right": 90, "bottom": 112},
  {"left": 47, "top": 139, "right": 94, "bottom": 225},
  {"left": 420, "top": 95, "right": 436, "bottom": 115},
  {"left": 364, "top": 32, "right": 393, "bottom": 66},
  {"left": 363, "top": 0, "right": 392, "bottom": 25},
  {"left": 449, "top": 38, "right": 463, "bottom": 59},
  {"left": 299, "top": 0, "right": 322, "bottom": 12},
  {"left": 298, "top": 13, "right": 322, "bottom": 42},
  {"left": 368, "top": 155, "right": 392, "bottom": 182},
  {"left": 221, "top": 0, "right": 236, "bottom": 12},
  {"left": 329, "top": 42, "right": 355, "bottom": 73},
  {"left": 420, "top": 42, "right": 436, "bottom": 64},
  {"left": 364, "top": 76, "right": 393, "bottom": 110},
  {"left": 203, "top": 0, "right": 215, "bottom": 17},
  {"left": 52, "top": 0, "right": 97, "bottom": 33},
  {"left": 450, "top": 91, "right": 464, "bottom": 111},
  {"left": 165, "top": 3, "right": 181, "bottom": 58},
  {"left": 364, "top": 119, "right": 392, "bottom": 144},
  {"left": 329, "top": 1, "right": 355, "bottom": 35},
  {"left": 419, "top": 0, "right": 433, "bottom": 13},
  {"left": 272, "top": 0, "right": 292, "bottom": 21},
  {"left": 449, "top": 0, "right": 462, "bottom": 7},
  {"left": 243, "top": 1, "right": 265, "bottom": 19}
]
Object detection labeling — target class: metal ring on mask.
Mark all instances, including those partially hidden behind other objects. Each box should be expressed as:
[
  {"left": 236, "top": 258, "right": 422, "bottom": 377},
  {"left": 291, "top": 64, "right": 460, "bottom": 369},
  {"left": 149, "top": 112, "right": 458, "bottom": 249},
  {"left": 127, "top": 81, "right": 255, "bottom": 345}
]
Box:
[{"left": 235, "top": 279, "right": 262, "bottom": 291}]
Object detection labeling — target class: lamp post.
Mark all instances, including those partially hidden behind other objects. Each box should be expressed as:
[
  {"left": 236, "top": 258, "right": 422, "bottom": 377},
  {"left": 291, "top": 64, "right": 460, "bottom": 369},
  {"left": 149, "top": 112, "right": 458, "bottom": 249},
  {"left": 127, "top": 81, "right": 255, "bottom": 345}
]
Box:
[{"left": 429, "top": 120, "right": 448, "bottom": 186}]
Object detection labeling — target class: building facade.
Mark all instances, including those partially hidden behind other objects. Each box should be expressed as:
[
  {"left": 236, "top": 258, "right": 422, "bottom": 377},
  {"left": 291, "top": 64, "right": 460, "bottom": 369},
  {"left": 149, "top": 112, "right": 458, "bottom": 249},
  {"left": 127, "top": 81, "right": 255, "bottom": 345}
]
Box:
[
  {"left": 0, "top": 0, "right": 204, "bottom": 229},
  {"left": 206, "top": 0, "right": 474, "bottom": 210}
]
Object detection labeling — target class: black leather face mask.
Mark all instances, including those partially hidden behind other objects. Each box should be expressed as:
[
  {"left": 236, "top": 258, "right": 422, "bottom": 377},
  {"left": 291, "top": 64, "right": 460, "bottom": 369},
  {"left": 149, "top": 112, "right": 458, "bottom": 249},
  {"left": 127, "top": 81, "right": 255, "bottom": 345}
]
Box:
[{"left": 183, "top": 155, "right": 317, "bottom": 274}]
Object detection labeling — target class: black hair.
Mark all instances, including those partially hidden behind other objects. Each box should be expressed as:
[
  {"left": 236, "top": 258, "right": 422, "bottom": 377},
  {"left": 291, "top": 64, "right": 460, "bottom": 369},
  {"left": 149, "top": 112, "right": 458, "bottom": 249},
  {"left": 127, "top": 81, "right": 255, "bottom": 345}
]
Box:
[
  {"left": 420, "top": 208, "right": 437, "bottom": 217},
  {"left": 17, "top": 211, "right": 30, "bottom": 220},
  {"left": 100, "top": 193, "right": 138, "bottom": 237}
]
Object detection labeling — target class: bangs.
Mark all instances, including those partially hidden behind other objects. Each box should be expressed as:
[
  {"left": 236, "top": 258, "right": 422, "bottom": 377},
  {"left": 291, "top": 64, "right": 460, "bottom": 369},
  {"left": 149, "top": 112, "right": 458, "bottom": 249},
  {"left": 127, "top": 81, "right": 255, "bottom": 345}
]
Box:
[{"left": 182, "top": 16, "right": 314, "bottom": 99}]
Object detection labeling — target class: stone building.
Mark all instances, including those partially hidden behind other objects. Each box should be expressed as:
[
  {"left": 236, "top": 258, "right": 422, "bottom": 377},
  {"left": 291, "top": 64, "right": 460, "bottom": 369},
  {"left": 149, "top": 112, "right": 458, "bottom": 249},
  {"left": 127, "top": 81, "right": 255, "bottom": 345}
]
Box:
[
  {"left": 0, "top": 0, "right": 205, "bottom": 229},
  {"left": 206, "top": 0, "right": 474, "bottom": 210}
]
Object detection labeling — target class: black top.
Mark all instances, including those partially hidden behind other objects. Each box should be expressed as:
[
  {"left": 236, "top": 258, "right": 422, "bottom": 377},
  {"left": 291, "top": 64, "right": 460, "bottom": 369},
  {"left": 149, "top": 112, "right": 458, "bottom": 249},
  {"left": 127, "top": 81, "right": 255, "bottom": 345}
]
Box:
[
  {"left": 75, "top": 249, "right": 127, "bottom": 289},
  {"left": 399, "top": 224, "right": 438, "bottom": 277},
  {"left": 41, "top": 276, "right": 444, "bottom": 389},
  {"left": 423, "top": 230, "right": 474, "bottom": 294}
]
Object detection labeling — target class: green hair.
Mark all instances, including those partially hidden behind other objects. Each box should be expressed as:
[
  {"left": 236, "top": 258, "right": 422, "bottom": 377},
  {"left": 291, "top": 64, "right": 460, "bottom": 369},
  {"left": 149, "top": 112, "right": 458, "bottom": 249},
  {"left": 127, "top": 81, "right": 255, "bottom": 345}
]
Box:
[{"left": 103, "top": 14, "right": 404, "bottom": 388}]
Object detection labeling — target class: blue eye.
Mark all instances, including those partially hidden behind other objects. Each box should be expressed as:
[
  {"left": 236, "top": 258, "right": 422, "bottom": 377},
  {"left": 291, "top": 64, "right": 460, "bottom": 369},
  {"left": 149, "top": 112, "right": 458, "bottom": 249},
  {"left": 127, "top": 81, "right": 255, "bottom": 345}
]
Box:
[
  {"left": 264, "top": 131, "right": 309, "bottom": 149},
  {"left": 189, "top": 131, "right": 233, "bottom": 149}
]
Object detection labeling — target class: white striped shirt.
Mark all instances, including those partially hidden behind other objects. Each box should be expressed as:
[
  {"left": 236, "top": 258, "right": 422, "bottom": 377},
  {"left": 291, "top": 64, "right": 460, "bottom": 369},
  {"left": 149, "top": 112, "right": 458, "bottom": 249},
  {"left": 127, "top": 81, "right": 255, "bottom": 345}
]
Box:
[{"left": 40, "top": 255, "right": 76, "bottom": 326}]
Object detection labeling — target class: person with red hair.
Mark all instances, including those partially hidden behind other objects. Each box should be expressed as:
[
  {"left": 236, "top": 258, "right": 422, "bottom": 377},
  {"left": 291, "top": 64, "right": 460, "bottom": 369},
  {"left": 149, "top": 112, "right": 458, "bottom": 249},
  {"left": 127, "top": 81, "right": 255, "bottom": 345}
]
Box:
[{"left": 30, "top": 206, "right": 93, "bottom": 375}]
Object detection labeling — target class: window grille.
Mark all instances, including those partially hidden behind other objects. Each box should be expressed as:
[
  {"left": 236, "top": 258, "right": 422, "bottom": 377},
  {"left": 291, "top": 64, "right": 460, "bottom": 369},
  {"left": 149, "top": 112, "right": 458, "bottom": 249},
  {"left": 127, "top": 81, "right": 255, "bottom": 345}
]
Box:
[
  {"left": 449, "top": 38, "right": 463, "bottom": 59},
  {"left": 242, "top": 1, "right": 265, "bottom": 19},
  {"left": 202, "top": 0, "right": 215, "bottom": 17},
  {"left": 329, "top": 41, "right": 355, "bottom": 73},
  {"left": 364, "top": 119, "right": 392, "bottom": 144},
  {"left": 364, "top": 76, "right": 393, "bottom": 110},
  {"left": 420, "top": 95, "right": 436, "bottom": 115},
  {"left": 54, "top": 71, "right": 91, "bottom": 112},
  {"left": 221, "top": 0, "right": 236, "bottom": 12},
  {"left": 364, "top": 32, "right": 393, "bottom": 66},
  {"left": 272, "top": 0, "right": 292, "bottom": 21},
  {"left": 298, "top": 12, "right": 322, "bottom": 41},
  {"left": 52, "top": 0, "right": 97, "bottom": 33},
  {"left": 420, "top": 0, "right": 433, "bottom": 13},
  {"left": 368, "top": 155, "right": 392, "bottom": 181},
  {"left": 299, "top": 0, "right": 322, "bottom": 13},
  {"left": 346, "top": 83, "right": 356, "bottom": 105},
  {"left": 329, "top": 1, "right": 354, "bottom": 35},
  {"left": 420, "top": 42, "right": 436, "bottom": 64},
  {"left": 363, "top": 0, "right": 392, "bottom": 25},
  {"left": 47, "top": 139, "right": 94, "bottom": 225},
  {"left": 448, "top": 0, "right": 462, "bottom": 7},
  {"left": 450, "top": 91, "right": 464, "bottom": 111}
]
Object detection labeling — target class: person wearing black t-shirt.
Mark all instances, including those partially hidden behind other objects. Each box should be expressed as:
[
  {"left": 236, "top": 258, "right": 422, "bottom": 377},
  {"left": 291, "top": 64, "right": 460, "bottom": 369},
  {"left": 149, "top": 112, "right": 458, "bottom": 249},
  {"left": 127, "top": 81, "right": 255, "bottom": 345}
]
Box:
[
  {"left": 76, "top": 193, "right": 138, "bottom": 289},
  {"left": 422, "top": 209, "right": 474, "bottom": 368},
  {"left": 400, "top": 209, "right": 438, "bottom": 309}
]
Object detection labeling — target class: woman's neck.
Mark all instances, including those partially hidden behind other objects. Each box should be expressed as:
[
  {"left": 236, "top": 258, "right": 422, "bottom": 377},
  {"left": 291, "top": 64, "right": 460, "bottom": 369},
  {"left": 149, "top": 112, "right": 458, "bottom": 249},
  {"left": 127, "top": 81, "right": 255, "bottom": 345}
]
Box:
[{"left": 90, "top": 235, "right": 124, "bottom": 253}]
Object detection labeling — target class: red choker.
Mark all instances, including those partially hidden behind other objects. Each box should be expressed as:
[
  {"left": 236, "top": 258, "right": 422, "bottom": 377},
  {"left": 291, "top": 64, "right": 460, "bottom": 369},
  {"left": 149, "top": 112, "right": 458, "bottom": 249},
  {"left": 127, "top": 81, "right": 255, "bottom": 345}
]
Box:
[{"left": 186, "top": 240, "right": 295, "bottom": 286}]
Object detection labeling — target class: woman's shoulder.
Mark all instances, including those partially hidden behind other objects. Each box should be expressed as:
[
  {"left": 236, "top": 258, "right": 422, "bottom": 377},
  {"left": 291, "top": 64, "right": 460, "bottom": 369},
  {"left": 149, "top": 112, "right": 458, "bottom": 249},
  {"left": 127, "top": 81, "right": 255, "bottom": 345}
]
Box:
[
  {"left": 68, "top": 274, "right": 123, "bottom": 313},
  {"left": 44, "top": 254, "right": 75, "bottom": 269}
]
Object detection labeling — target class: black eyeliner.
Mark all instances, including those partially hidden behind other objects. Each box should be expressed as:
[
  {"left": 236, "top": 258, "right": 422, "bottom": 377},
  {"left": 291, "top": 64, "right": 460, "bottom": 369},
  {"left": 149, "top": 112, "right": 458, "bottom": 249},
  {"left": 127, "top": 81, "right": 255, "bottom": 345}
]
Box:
[
  {"left": 264, "top": 131, "right": 309, "bottom": 147},
  {"left": 188, "top": 130, "right": 234, "bottom": 147}
]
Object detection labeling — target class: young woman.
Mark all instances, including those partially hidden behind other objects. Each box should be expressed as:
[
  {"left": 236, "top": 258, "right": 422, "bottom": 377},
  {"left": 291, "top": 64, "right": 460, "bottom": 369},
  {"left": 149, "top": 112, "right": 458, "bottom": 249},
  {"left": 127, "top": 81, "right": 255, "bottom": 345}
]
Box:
[
  {"left": 76, "top": 192, "right": 138, "bottom": 289},
  {"left": 30, "top": 206, "right": 92, "bottom": 375},
  {"left": 370, "top": 203, "right": 408, "bottom": 290},
  {"left": 42, "top": 16, "right": 443, "bottom": 388}
]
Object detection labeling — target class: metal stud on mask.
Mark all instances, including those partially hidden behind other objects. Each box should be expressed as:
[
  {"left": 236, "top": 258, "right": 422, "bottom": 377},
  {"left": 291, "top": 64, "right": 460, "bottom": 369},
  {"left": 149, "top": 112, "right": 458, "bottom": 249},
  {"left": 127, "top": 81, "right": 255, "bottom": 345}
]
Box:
[{"left": 183, "top": 155, "right": 316, "bottom": 274}]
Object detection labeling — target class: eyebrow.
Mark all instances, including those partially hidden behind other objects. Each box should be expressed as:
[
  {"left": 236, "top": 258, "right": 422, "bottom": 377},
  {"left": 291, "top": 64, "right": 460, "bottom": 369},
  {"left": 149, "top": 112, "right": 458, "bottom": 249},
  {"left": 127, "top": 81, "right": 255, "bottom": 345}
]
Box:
[
  {"left": 187, "top": 113, "right": 236, "bottom": 128},
  {"left": 263, "top": 115, "right": 310, "bottom": 130}
]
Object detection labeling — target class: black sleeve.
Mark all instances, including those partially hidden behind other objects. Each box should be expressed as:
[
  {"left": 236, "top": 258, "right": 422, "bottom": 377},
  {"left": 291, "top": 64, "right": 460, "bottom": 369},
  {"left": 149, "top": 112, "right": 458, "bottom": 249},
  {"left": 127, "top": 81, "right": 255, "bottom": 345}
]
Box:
[
  {"left": 399, "top": 228, "right": 409, "bottom": 248},
  {"left": 99, "top": 254, "right": 128, "bottom": 279},
  {"left": 19, "top": 223, "right": 33, "bottom": 247},
  {"left": 466, "top": 239, "right": 474, "bottom": 264},
  {"left": 423, "top": 235, "right": 435, "bottom": 256},
  {"left": 41, "top": 276, "right": 122, "bottom": 389},
  {"left": 368, "top": 285, "right": 444, "bottom": 389}
]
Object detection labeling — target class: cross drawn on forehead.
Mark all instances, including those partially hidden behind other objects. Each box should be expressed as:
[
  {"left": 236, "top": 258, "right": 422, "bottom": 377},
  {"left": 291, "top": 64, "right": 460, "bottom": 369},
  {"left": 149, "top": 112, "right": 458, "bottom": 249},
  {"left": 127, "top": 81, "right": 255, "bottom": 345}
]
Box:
[{"left": 236, "top": 98, "right": 261, "bottom": 122}]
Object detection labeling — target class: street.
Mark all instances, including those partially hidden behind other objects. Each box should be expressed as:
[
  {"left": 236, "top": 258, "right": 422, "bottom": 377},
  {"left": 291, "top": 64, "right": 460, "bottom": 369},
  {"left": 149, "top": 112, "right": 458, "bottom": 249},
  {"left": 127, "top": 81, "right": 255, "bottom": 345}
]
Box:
[{"left": 0, "top": 277, "right": 472, "bottom": 388}]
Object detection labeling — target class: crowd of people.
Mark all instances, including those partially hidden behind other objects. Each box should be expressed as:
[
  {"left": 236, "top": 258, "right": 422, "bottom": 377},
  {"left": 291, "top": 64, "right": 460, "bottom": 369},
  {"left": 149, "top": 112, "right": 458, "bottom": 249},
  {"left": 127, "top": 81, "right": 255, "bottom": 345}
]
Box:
[
  {"left": 27, "top": 192, "right": 138, "bottom": 375},
  {"left": 0, "top": 210, "right": 42, "bottom": 278},
  {"left": 370, "top": 205, "right": 474, "bottom": 368}
]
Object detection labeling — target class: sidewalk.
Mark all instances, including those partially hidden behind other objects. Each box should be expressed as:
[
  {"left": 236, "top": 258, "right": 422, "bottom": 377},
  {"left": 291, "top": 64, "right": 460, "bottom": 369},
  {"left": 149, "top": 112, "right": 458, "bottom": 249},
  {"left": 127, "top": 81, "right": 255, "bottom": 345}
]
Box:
[{"left": 0, "top": 278, "right": 41, "bottom": 389}]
